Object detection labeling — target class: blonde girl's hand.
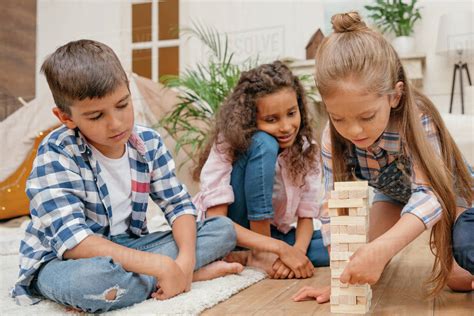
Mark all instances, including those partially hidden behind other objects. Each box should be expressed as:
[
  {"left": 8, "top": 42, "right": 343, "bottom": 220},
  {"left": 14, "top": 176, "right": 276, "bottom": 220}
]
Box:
[
  {"left": 271, "top": 258, "right": 294, "bottom": 279},
  {"left": 339, "top": 241, "right": 389, "bottom": 285},
  {"left": 291, "top": 285, "right": 330, "bottom": 303}
]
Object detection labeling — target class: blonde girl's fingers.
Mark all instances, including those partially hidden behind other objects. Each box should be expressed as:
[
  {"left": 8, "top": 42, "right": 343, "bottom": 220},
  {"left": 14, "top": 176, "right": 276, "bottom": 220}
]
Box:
[
  {"left": 316, "top": 290, "right": 330, "bottom": 303},
  {"left": 292, "top": 287, "right": 320, "bottom": 302},
  {"left": 339, "top": 266, "right": 351, "bottom": 284},
  {"left": 288, "top": 271, "right": 295, "bottom": 279},
  {"left": 291, "top": 286, "right": 314, "bottom": 300}
]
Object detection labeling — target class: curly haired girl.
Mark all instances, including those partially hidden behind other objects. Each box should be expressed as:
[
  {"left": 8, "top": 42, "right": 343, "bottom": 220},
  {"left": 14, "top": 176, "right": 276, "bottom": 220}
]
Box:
[{"left": 193, "top": 60, "right": 330, "bottom": 279}]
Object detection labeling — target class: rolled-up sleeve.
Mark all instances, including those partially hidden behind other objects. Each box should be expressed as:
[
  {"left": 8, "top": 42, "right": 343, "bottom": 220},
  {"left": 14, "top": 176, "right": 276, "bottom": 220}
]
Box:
[
  {"left": 150, "top": 136, "right": 197, "bottom": 225},
  {"left": 193, "top": 143, "right": 235, "bottom": 215},
  {"left": 400, "top": 114, "right": 443, "bottom": 228},
  {"left": 26, "top": 143, "right": 93, "bottom": 259}
]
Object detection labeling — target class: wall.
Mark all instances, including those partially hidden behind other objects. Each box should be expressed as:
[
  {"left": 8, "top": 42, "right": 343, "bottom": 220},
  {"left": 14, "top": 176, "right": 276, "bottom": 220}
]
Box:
[
  {"left": 180, "top": 0, "right": 473, "bottom": 114},
  {"left": 36, "top": 0, "right": 131, "bottom": 97},
  {"left": 34, "top": 0, "right": 473, "bottom": 113},
  {"left": 416, "top": 0, "right": 473, "bottom": 113}
]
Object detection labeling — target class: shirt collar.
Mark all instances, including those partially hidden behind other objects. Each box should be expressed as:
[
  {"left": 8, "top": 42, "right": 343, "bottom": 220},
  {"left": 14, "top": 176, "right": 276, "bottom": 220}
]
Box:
[{"left": 367, "top": 120, "right": 402, "bottom": 154}]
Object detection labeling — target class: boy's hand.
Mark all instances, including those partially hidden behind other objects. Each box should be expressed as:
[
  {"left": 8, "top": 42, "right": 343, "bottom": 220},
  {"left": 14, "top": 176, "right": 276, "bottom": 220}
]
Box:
[
  {"left": 271, "top": 258, "right": 294, "bottom": 279},
  {"left": 175, "top": 254, "right": 195, "bottom": 292},
  {"left": 340, "top": 241, "right": 389, "bottom": 285},
  {"left": 277, "top": 242, "right": 314, "bottom": 278},
  {"left": 292, "top": 285, "right": 330, "bottom": 303},
  {"left": 151, "top": 258, "right": 187, "bottom": 300}
]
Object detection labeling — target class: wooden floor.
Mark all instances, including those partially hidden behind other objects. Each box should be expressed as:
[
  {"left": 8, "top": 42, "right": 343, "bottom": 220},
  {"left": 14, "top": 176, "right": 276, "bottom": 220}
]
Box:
[{"left": 203, "top": 232, "right": 473, "bottom": 315}]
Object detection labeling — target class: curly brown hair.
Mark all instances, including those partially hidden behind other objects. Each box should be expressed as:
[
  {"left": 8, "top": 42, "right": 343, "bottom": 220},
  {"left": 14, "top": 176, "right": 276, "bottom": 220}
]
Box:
[{"left": 194, "top": 60, "right": 319, "bottom": 185}]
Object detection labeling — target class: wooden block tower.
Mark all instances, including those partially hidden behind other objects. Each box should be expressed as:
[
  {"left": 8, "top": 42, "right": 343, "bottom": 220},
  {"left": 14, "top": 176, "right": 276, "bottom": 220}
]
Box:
[{"left": 329, "top": 181, "right": 371, "bottom": 314}]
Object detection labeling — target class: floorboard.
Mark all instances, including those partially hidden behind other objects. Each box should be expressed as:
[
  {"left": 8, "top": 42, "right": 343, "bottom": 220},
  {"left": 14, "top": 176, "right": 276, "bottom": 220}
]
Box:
[{"left": 203, "top": 231, "right": 472, "bottom": 315}]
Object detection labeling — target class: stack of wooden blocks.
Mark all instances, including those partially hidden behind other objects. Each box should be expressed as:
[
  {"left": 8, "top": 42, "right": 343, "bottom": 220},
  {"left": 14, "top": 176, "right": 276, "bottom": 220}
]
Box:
[{"left": 329, "top": 181, "right": 372, "bottom": 314}]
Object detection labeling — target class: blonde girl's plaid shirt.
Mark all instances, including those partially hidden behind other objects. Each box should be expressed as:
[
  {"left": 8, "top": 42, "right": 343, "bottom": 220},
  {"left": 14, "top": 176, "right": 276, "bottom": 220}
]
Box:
[
  {"left": 11, "top": 125, "right": 196, "bottom": 305},
  {"left": 320, "top": 113, "right": 474, "bottom": 246}
]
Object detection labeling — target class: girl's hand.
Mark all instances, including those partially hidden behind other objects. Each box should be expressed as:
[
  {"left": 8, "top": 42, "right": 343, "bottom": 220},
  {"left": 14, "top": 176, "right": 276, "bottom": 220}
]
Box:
[
  {"left": 291, "top": 285, "right": 330, "bottom": 303},
  {"left": 277, "top": 242, "right": 314, "bottom": 278},
  {"left": 271, "top": 258, "right": 294, "bottom": 279},
  {"left": 340, "top": 241, "right": 389, "bottom": 285}
]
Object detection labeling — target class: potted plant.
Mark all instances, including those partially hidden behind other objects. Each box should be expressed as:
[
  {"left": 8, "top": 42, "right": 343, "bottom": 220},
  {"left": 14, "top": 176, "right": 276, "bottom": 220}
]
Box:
[
  {"left": 159, "top": 23, "right": 256, "bottom": 165},
  {"left": 364, "top": 0, "right": 422, "bottom": 55}
]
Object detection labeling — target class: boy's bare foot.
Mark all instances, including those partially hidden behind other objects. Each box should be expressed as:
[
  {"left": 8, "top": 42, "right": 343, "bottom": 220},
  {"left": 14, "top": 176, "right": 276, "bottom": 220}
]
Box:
[
  {"left": 223, "top": 251, "right": 250, "bottom": 266},
  {"left": 193, "top": 260, "right": 244, "bottom": 281}
]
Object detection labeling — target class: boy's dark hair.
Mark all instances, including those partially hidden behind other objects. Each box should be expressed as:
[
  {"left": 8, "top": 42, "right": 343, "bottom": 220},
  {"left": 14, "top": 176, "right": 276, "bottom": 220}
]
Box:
[{"left": 41, "top": 39, "right": 129, "bottom": 114}]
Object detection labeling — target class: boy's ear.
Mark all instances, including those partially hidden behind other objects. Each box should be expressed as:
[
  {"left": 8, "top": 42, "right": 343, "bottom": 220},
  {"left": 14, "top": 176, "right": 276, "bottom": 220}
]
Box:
[
  {"left": 390, "top": 81, "right": 404, "bottom": 108},
  {"left": 52, "top": 107, "right": 77, "bottom": 129}
]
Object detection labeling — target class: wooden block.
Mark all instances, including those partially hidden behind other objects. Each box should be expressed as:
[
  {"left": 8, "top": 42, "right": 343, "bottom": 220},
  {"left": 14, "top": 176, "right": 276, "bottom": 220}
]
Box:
[
  {"left": 330, "top": 190, "right": 349, "bottom": 199},
  {"left": 331, "top": 251, "right": 352, "bottom": 261},
  {"left": 332, "top": 234, "right": 368, "bottom": 243},
  {"left": 332, "top": 285, "right": 370, "bottom": 296},
  {"left": 349, "top": 207, "right": 358, "bottom": 216},
  {"left": 330, "top": 268, "right": 344, "bottom": 278},
  {"left": 347, "top": 225, "right": 357, "bottom": 234},
  {"left": 332, "top": 243, "right": 349, "bottom": 252},
  {"left": 348, "top": 189, "right": 369, "bottom": 199},
  {"left": 331, "top": 216, "right": 366, "bottom": 225},
  {"left": 328, "top": 198, "right": 366, "bottom": 209},
  {"left": 331, "top": 224, "right": 340, "bottom": 234},
  {"left": 331, "top": 279, "right": 349, "bottom": 288},
  {"left": 357, "top": 207, "right": 369, "bottom": 216},
  {"left": 334, "top": 181, "right": 368, "bottom": 190},
  {"left": 329, "top": 208, "right": 349, "bottom": 216},
  {"left": 330, "top": 295, "right": 340, "bottom": 305},
  {"left": 349, "top": 243, "right": 365, "bottom": 252},
  {"left": 356, "top": 296, "right": 367, "bottom": 304},
  {"left": 331, "top": 260, "right": 349, "bottom": 269},
  {"left": 339, "top": 295, "right": 357, "bottom": 305},
  {"left": 356, "top": 224, "right": 367, "bottom": 234},
  {"left": 331, "top": 303, "right": 369, "bottom": 314},
  {"left": 339, "top": 225, "right": 348, "bottom": 234}
]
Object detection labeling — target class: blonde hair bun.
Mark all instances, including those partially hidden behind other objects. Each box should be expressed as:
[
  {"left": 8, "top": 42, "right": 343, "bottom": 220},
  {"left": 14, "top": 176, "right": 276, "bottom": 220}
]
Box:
[{"left": 331, "top": 11, "right": 367, "bottom": 33}]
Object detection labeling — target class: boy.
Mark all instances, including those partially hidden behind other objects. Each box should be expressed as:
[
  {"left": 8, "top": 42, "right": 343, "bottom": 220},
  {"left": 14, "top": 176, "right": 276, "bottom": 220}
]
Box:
[{"left": 10, "top": 39, "right": 242, "bottom": 313}]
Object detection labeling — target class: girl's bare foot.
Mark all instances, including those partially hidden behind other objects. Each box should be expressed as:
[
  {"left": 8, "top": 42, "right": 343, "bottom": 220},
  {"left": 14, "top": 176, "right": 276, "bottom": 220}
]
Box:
[{"left": 193, "top": 260, "right": 244, "bottom": 281}]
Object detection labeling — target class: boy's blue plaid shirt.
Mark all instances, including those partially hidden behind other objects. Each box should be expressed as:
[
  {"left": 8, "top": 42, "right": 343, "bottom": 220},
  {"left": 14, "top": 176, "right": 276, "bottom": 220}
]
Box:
[{"left": 11, "top": 125, "right": 196, "bottom": 305}]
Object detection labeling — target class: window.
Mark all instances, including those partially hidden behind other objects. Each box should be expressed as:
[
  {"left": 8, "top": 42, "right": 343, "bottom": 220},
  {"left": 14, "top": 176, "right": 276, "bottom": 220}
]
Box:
[{"left": 131, "top": 0, "right": 179, "bottom": 82}]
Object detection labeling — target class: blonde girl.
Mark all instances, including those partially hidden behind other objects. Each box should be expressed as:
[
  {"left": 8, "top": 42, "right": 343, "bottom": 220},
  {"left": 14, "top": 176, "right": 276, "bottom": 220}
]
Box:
[{"left": 293, "top": 11, "right": 473, "bottom": 303}]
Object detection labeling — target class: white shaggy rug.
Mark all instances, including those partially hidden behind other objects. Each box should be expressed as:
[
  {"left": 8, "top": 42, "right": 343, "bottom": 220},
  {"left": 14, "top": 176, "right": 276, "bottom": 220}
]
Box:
[{"left": 0, "top": 219, "right": 266, "bottom": 315}]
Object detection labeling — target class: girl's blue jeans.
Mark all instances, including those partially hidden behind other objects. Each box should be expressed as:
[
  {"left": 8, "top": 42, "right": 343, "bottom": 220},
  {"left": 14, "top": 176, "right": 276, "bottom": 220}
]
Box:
[
  {"left": 453, "top": 207, "right": 474, "bottom": 274},
  {"left": 227, "top": 131, "right": 329, "bottom": 267},
  {"left": 31, "top": 216, "right": 236, "bottom": 313}
]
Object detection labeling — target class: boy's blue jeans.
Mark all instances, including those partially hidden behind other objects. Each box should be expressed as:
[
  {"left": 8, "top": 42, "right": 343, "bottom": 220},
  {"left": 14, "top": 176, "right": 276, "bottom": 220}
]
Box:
[
  {"left": 31, "top": 216, "right": 236, "bottom": 313},
  {"left": 227, "top": 131, "right": 329, "bottom": 267},
  {"left": 453, "top": 207, "right": 474, "bottom": 274}
]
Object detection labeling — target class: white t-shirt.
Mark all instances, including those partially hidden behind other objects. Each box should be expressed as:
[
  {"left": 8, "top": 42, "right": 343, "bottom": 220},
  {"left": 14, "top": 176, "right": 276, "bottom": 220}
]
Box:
[{"left": 90, "top": 144, "right": 132, "bottom": 236}]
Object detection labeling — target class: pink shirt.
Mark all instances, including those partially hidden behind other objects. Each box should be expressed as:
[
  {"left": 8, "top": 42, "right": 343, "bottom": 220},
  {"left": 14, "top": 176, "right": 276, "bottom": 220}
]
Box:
[{"left": 193, "top": 141, "right": 324, "bottom": 235}]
